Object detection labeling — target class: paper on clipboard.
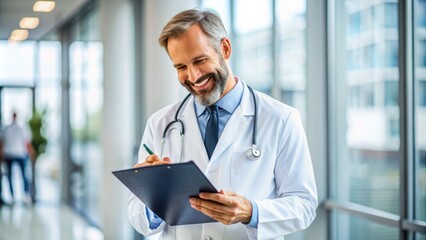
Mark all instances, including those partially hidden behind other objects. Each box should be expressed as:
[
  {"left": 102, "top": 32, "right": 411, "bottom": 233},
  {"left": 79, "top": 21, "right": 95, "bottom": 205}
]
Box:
[{"left": 112, "top": 161, "right": 218, "bottom": 226}]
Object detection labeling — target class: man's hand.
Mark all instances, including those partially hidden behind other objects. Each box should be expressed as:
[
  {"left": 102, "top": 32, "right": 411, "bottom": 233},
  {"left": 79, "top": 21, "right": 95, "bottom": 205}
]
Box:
[
  {"left": 189, "top": 190, "right": 253, "bottom": 225},
  {"left": 133, "top": 154, "right": 171, "bottom": 168}
]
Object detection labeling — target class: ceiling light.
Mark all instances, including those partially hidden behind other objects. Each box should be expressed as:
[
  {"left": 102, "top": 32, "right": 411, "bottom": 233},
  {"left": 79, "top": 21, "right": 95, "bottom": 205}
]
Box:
[
  {"left": 9, "top": 36, "right": 25, "bottom": 42},
  {"left": 33, "top": 1, "right": 56, "bottom": 12},
  {"left": 10, "top": 29, "right": 29, "bottom": 41},
  {"left": 19, "top": 17, "right": 40, "bottom": 29}
]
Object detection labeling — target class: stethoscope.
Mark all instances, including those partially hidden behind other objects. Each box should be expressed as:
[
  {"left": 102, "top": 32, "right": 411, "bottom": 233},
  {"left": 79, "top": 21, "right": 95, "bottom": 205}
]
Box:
[{"left": 160, "top": 85, "right": 261, "bottom": 161}]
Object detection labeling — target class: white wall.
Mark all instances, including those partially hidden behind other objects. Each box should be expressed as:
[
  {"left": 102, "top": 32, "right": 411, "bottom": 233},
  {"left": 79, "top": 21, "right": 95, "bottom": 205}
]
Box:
[
  {"left": 142, "top": 0, "right": 199, "bottom": 120},
  {"left": 99, "top": 0, "right": 135, "bottom": 239}
]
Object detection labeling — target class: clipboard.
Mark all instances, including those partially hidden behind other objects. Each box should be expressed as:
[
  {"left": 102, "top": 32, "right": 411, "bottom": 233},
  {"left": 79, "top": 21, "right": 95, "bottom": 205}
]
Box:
[{"left": 112, "top": 161, "right": 218, "bottom": 226}]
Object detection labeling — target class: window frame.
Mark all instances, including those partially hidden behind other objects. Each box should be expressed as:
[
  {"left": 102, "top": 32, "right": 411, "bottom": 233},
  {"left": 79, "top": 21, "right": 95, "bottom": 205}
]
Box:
[{"left": 325, "top": 0, "right": 426, "bottom": 239}]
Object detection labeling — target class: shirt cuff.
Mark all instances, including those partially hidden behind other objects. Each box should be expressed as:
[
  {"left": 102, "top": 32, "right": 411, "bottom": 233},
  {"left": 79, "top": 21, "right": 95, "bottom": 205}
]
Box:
[
  {"left": 145, "top": 206, "right": 163, "bottom": 229},
  {"left": 246, "top": 200, "right": 258, "bottom": 228}
]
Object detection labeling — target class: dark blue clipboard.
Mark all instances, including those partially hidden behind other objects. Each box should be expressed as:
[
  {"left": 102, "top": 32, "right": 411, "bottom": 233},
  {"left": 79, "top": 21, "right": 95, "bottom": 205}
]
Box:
[{"left": 112, "top": 161, "right": 218, "bottom": 226}]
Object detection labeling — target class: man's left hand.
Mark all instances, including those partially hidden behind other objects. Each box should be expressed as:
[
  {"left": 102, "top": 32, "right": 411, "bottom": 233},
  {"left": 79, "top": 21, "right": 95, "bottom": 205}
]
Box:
[{"left": 189, "top": 190, "right": 252, "bottom": 225}]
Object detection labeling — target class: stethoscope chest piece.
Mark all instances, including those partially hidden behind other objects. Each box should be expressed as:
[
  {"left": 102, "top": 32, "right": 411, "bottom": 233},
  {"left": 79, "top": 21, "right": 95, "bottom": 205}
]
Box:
[{"left": 246, "top": 144, "right": 261, "bottom": 160}]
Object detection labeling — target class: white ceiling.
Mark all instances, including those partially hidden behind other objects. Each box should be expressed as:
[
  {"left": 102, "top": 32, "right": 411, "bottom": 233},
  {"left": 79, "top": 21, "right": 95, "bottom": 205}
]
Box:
[{"left": 0, "top": 0, "right": 89, "bottom": 40}]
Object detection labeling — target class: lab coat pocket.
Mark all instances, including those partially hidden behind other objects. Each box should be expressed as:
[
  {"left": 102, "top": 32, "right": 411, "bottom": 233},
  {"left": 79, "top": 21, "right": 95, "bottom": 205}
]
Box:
[{"left": 230, "top": 147, "right": 263, "bottom": 196}]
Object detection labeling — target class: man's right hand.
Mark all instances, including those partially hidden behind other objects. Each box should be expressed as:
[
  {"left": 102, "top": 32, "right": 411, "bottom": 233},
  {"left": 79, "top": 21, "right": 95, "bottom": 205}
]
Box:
[{"left": 133, "top": 154, "right": 171, "bottom": 168}]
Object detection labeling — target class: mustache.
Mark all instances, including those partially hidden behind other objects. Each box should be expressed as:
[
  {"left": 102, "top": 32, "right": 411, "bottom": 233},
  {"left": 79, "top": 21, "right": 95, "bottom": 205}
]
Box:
[{"left": 185, "top": 73, "right": 215, "bottom": 86}]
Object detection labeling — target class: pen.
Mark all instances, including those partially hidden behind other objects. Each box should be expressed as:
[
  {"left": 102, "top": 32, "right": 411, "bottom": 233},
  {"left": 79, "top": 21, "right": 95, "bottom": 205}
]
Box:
[{"left": 143, "top": 144, "right": 154, "bottom": 155}]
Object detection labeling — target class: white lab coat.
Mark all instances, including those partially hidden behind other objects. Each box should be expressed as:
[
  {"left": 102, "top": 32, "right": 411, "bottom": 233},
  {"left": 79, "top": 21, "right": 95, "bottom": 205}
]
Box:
[{"left": 128, "top": 82, "right": 318, "bottom": 240}]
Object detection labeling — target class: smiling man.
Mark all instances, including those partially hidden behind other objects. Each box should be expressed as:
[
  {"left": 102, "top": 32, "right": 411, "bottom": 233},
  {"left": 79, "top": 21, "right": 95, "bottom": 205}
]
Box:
[
  {"left": 128, "top": 9, "right": 318, "bottom": 240},
  {"left": 168, "top": 23, "right": 232, "bottom": 107}
]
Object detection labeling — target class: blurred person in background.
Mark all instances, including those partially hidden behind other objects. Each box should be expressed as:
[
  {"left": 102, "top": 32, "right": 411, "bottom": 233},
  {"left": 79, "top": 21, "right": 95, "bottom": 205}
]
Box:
[{"left": 0, "top": 112, "right": 32, "bottom": 204}]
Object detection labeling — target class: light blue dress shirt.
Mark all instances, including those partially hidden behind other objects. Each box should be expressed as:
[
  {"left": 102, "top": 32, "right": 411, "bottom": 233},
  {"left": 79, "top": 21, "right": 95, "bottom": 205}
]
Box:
[
  {"left": 147, "top": 79, "right": 259, "bottom": 229},
  {"left": 194, "top": 78, "right": 243, "bottom": 139}
]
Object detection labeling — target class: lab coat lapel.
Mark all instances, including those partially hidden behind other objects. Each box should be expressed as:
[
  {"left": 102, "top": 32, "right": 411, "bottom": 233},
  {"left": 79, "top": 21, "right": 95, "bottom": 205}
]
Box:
[
  {"left": 180, "top": 97, "right": 210, "bottom": 168},
  {"left": 211, "top": 108, "right": 248, "bottom": 161},
  {"left": 211, "top": 83, "right": 255, "bottom": 160}
]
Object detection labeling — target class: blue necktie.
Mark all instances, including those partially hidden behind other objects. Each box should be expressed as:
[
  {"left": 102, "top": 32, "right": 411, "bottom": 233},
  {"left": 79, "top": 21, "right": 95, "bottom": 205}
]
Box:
[{"left": 204, "top": 105, "right": 219, "bottom": 159}]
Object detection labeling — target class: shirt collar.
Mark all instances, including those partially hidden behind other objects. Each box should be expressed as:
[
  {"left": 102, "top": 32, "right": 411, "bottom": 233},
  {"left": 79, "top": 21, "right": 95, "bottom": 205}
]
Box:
[{"left": 195, "top": 77, "right": 244, "bottom": 117}]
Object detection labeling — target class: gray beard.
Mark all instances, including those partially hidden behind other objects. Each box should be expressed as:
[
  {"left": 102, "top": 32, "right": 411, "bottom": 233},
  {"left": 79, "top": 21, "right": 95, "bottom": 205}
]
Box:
[
  {"left": 195, "top": 76, "right": 225, "bottom": 106},
  {"left": 184, "top": 57, "right": 229, "bottom": 106}
]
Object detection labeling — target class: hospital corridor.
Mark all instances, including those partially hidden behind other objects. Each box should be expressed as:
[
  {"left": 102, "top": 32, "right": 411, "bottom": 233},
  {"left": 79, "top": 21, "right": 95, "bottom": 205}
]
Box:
[{"left": 0, "top": 0, "right": 425, "bottom": 240}]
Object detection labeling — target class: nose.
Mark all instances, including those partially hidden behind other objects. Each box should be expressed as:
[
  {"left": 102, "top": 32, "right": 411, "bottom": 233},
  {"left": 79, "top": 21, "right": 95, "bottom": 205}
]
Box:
[{"left": 187, "top": 65, "right": 202, "bottom": 83}]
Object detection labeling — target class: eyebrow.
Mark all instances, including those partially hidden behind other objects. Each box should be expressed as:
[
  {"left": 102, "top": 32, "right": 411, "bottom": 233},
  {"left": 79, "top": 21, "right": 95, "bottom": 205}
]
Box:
[
  {"left": 173, "top": 63, "right": 184, "bottom": 69},
  {"left": 173, "top": 54, "right": 208, "bottom": 68}
]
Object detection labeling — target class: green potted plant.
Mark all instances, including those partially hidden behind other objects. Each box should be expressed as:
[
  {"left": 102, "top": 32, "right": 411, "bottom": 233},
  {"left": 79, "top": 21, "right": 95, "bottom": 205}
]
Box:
[{"left": 28, "top": 108, "right": 48, "bottom": 202}]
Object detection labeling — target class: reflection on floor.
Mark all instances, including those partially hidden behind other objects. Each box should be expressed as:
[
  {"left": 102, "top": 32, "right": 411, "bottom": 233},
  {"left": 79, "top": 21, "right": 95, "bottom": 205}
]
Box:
[
  {"left": 0, "top": 203, "right": 103, "bottom": 240},
  {"left": 0, "top": 161, "right": 103, "bottom": 240}
]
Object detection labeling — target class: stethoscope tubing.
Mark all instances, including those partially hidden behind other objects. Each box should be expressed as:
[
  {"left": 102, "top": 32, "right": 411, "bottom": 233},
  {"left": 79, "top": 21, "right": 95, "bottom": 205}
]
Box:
[{"left": 161, "top": 84, "right": 259, "bottom": 160}]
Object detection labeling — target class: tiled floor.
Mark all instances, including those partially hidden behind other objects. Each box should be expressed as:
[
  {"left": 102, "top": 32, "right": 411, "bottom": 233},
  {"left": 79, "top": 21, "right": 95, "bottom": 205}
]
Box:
[
  {"left": 0, "top": 203, "right": 103, "bottom": 240},
  {"left": 0, "top": 162, "right": 104, "bottom": 240}
]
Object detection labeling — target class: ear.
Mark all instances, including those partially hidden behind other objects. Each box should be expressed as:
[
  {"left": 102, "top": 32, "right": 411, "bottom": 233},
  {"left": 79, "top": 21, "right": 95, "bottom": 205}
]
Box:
[{"left": 220, "top": 38, "right": 232, "bottom": 60}]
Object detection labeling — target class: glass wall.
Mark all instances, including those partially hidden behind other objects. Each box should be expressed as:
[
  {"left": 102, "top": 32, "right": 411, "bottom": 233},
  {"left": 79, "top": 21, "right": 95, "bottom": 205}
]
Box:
[
  {"left": 330, "top": 1, "right": 400, "bottom": 238},
  {"left": 0, "top": 41, "right": 36, "bottom": 87},
  {"left": 234, "top": 0, "right": 273, "bottom": 94},
  {"left": 332, "top": 211, "right": 399, "bottom": 240},
  {"left": 68, "top": 7, "right": 103, "bottom": 226},
  {"left": 0, "top": 40, "right": 62, "bottom": 203},
  {"left": 0, "top": 40, "right": 35, "bottom": 131},
  {"left": 201, "top": 0, "right": 307, "bottom": 121},
  {"left": 414, "top": 0, "right": 426, "bottom": 225},
  {"left": 275, "top": 0, "right": 307, "bottom": 119},
  {"left": 0, "top": 88, "right": 33, "bottom": 126},
  {"left": 34, "top": 41, "right": 62, "bottom": 203},
  {"left": 329, "top": 0, "right": 426, "bottom": 239}
]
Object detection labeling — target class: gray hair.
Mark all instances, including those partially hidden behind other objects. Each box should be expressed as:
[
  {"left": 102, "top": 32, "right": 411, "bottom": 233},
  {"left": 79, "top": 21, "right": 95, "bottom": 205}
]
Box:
[{"left": 159, "top": 9, "right": 228, "bottom": 54}]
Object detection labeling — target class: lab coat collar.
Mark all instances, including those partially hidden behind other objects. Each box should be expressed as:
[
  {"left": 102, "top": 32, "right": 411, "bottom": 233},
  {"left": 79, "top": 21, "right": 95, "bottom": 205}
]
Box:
[
  {"left": 239, "top": 80, "right": 256, "bottom": 117},
  {"left": 179, "top": 96, "right": 211, "bottom": 165}
]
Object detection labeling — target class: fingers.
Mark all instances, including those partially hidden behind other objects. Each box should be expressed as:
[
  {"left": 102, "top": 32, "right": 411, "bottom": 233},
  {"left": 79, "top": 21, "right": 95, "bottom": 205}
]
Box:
[
  {"left": 189, "top": 190, "right": 253, "bottom": 225},
  {"left": 145, "top": 154, "right": 161, "bottom": 163},
  {"left": 151, "top": 160, "right": 171, "bottom": 165},
  {"left": 133, "top": 154, "right": 172, "bottom": 168},
  {"left": 199, "top": 191, "right": 235, "bottom": 206},
  {"left": 190, "top": 198, "right": 234, "bottom": 224},
  {"left": 191, "top": 202, "right": 233, "bottom": 224},
  {"left": 133, "top": 162, "right": 150, "bottom": 168}
]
